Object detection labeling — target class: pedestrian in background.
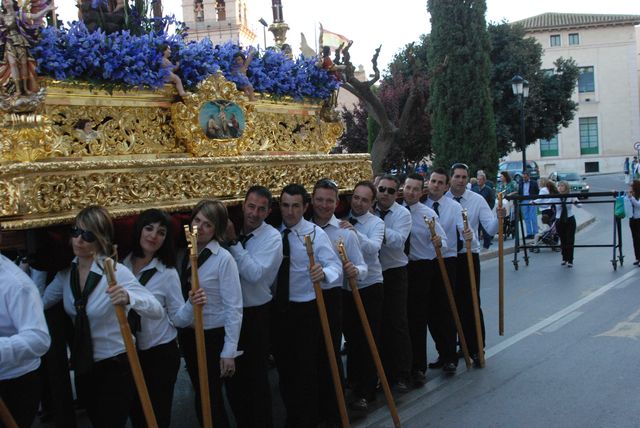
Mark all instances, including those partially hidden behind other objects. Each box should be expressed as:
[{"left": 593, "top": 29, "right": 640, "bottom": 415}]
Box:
[
  {"left": 624, "top": 157, "right": 631, "bottom": 184},
  {"left": 473, "top": 171, "right": 496, "bottom": 249},
  {"left": 555, "top": 181, "right": 581, "bottom": 268},
  {"left": 627, "top": 180, "right": 640, "bottom": 266},
  {"left": 518, "top": 172, "right": 539, "bottom": 239}
]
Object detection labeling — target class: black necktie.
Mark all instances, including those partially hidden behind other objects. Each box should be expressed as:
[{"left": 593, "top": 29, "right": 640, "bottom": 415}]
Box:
[
  {"left": 127, "top": 267, "right": 157, "bottom": 336},
  {"left": 70, "top": 263, "right": 102, "bottom": 375},
  {"left": 404, "top": 205, "right": 411, "bottom": 256},
  {"left": 432, "top": 201, "right": 440, "bottom": 216},
  {"left": 275, "top": 229, "right": 291, "bottom": 311},
  {"left": 239, "top": 233, "right": 254, "bottom": 248},
  {"left": 560, "top": 198, "right": 568, "bottom": 223},
  {"left": 378, "top": 209, "right": 390, "bottom": 220},
  {"left": 181, "top": 248, "right": 213, "bottom": 300},
  {"left": 454, "top": 197, "right": 464, "bottom": 252},
  {"left": 349, "top": 217, "right": 358, "bottom": 225}
]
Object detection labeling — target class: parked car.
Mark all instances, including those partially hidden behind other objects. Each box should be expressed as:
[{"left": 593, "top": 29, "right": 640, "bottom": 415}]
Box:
[
  {"left": 497, "top": 160, "right": 540, "bottom": 183},
  {"left": 548, "top": 171, "right": 590, "bottom": 199}
]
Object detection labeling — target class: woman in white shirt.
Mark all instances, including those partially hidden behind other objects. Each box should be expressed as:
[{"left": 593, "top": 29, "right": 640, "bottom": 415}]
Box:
[
  {"left": 555, "top": 181, "right": 581, "bottom": 267},
  {"left": 42, "top": 206, "right": 164, "bottom": 428},
  {"left": 124, "top": 209, "right": 204, "bottom": 428},
  {"left": 178, "top": 200, "right": 243, "bottom": 428},
  {"left": 627, "top": 180, "right": 640, "bottom": 266}
]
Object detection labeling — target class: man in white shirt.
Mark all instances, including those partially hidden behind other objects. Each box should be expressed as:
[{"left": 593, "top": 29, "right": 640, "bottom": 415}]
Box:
[
  {"left": 0, "top": 252, "right": 51, "bottom": 428},
  {"left": 311, "top": 178, "right": 368, "bottom": 422},
  {"left": 424, "top": 168, "right": 468, "bottom": 373},
  {"left": 446, "top": 163, "right": 505, "bottom": 365},
  {"left": 339, "top": 180, "right": 385, "bottom": 412},
  {"left": 402, "top": 174, "right": 447, "bottom": 384},
  {"left": 272, "top": 183, "right": 342, "bottom": 427},
  {"left": 226, "top": 185, "right": 283, "bottom": 428},
  {"left": 375, "top": 174, "right": 412, "bottom": 392}
]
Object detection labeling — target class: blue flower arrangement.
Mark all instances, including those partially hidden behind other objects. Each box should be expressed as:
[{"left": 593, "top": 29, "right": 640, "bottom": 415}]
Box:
[{"left": 31, "top": 22, "right": 339, "bottom": 99}]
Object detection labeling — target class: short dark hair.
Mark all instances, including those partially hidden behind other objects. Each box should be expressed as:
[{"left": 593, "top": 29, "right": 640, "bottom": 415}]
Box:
[
  {"left": 450, "top": 162, "right": 469, "bottom": 173},
  {"left": 132, "top": 209, "right": 176, "bottom": 267},
  {"left": 313, "top": 178, "right": 339, "bottom": 196},
  {"left": 245, "top": 185, "right": 273, "bottom": 206},
  {"left": 281, "top": 183, "right": 310, "bottom": 204},
  {"left": 233, "top": 51, "right": 246, "bottom": 61},
  {"left": 430, "top": 167, "right": 450, "bottom": 184},
  {"left": 353, "top": 180, "right": 377, "bottom": 199},
  {"left": 379, "top": 174, "right": 400, "bottom": 188},
  {"left": 405, "top": 173, "right": 424, "bottom": 185}
]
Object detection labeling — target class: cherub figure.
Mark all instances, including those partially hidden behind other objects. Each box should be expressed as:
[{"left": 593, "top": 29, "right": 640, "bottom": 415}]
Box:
[
  {"left": 160, "top": 43, "right": 187, "bottom": 98},
  {"left": 0, "top": 0, "right": 56, "bottom": 97},
  {"left": 231, "top": 48, "right": 256, "bottom": 101}
]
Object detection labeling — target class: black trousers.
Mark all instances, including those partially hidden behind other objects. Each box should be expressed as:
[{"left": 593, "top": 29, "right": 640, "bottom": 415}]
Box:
[
  {"left": 629, "top": 218, "right": 640, "bottom": 262},
  {"left": 455, "top": 253, "right": 485, "bottom": 356},
  {"left": 557, "top": 216, "right": 577, "bottom": 263},
  {"left": 342, "top": 284, "right": 383, "bottom": 401},
  {"left": 75, "top": 353, "right": 134, "bottom": 428},
  {"left": 0, "top": 368, "right": 41, "bottom": 428},
  {"left": 380, "top": 266, "right": 412, "bottom": 383},
  {"left": 180, "top": 327, "right": 230, "bottom": 428},
  {"left": 427, "top": 257, "right": 458, "bottom": 365},
  {"left": 317, "top": 287, "right": 344, "bottom": 424},
  {"left": 407, "top": 259, "right": 435, "bottom": 373},
  {"left": 226, "top": 302, "right": 273, "bottom": 428},
  {"left": 271, "top": 300, "right": 320, "bottom": 428},
  {"left": 130, "top": 340, "right": 180, "bottom": 428}
]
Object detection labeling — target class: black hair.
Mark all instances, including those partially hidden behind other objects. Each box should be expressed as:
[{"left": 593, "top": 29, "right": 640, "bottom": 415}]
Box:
[
  {"left": 245, "top": 185, "right": 273, "bottom": 206},
  {"left": 132, "top": 209, "right": 176, "bottom": 267},
  {"left": 405, "top": 173, "right": 424, "bottom": 185},
  {"left": 379, "top": 174, "right": 400, "bottom": 188},
  {"left": 281, "top": 183, "right": 310, "bottom": 204},
  {"left": 430, "top": 167, "right": 450, "bottom": 184},
  {"left": 354, "top": 180, "right": 377, "bottom": 199},
  {"left": 313, "top": 178, "right": 339, "bottom": 196}
]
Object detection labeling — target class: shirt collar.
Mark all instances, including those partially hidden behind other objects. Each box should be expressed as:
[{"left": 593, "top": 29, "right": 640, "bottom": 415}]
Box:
[
  {"left": 122, "top": 254, "right": 166, "bottom": 274},
  {"left": 204, "top": 240, "right": 221, "bottom": 255}
]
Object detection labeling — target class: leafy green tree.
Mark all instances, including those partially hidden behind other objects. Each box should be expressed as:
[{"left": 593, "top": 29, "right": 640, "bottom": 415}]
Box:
[
  {"left": 489, "top": 22, "right": 579, "bottom": 157},
  {"left": 337, "top": 102, "right": 369, "bottom": 154},
  {"left": 427, "top": 0, "right": 498, "bottom": 177}
]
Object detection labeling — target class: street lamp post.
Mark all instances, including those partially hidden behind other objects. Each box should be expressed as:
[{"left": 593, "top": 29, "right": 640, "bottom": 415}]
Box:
[
  {"left": 259, "top": 18, "right": 268, "bottom": 50},
  {"left": 511, "top": 75, "right": 530, "bottom": 176}
]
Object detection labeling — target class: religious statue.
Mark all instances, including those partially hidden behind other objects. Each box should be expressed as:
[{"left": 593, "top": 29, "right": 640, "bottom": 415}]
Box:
[
  {"left": 231, "top": 48, "right": 256, "bottom": 101},
  {"left": 160, "top": 43, "right": 187, "bottom": 98},
  {"left": 0, "top": 0, "right": 56, "bottom": 98}
]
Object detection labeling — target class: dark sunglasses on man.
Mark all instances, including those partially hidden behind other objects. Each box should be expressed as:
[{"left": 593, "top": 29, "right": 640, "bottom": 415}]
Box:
[
  {"left": 70, "top": 226, "right": 97, "bottom": 243},
  {"left": 377, "top": 186, "right": 396, "bottom": 195}
]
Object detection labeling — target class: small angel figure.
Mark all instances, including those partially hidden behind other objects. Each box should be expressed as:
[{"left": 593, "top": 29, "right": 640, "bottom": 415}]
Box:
[
  {"left": 231, "top": 47, "right": 256, "bottom": 101},
  {"left": 160, "top": 43, "right": 187, "bottom": 98},
  {"left": 0, "top": 0, "right": 56, "bottom": 97}
]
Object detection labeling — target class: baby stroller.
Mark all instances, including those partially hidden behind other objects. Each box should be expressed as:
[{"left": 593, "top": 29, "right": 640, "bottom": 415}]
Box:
[
  {"left": 533, "top": 207, "right": 560, "bottom": 251},
  {"left": 502, "top": 199, "right": 516, "bottom": 239}
]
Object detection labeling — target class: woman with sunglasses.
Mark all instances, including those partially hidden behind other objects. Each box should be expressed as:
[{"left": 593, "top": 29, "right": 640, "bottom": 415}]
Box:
[
  {"left": 178, "top": 199, "right": 242, "bottom": 428},
  {"left": 42, "top": 206, "right": 164, "bottom": 428},
  {"left": 123, "top": 209, "right": 205, "bottom": 428}
]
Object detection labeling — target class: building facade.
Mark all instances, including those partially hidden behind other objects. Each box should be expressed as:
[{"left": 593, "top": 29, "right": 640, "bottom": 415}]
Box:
[
  {"left": 509, "top": 13, "right": 640, "bottom": 175},
  {"left": 182, "top": 0, "right": 257, "bottom": 46}
]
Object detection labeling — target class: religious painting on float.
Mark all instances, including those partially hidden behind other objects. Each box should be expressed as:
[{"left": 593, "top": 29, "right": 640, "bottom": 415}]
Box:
[{"left": 198, "top": 100, "right": 245, "bottom": 139}]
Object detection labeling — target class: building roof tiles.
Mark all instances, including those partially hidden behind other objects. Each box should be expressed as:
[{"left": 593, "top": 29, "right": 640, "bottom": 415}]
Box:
[{"left": 514, "top": 12, "right": 640, "bottom": 31}]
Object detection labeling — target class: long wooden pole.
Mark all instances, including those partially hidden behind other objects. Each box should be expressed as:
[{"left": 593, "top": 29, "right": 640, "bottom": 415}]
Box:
[
  {"left": 184, "top": 226, "right": 213, "bottom": 428},
  {"left": 423, "top": 217, "right": 472, "bottom": 369},
  {"left": 498, "top": 193, "right": 505, "bottom": 336},
  {"left": 336, "top": 242, "right": 401, "bottom": 428},
  {"left": 102, "top": 257, "right": 158, "bottom": 428},
  {"left": 0, "top": 398, "right": 18, "bottom": 428},
  {"left": 304, "top": 235, "right": 350, "bottom": 428},
  {"left": 461, "top": 210, "right": 485, "bottom": 368}
]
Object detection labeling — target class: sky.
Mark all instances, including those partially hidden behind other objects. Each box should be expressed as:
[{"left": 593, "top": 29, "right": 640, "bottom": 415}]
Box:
[{"left": 57, "top": 1, "right": 640, "bottom": 74}]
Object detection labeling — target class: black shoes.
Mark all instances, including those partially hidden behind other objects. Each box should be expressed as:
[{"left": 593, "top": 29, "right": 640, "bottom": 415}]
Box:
[
  {"left": 393, "top": 380, "right": 410, "bottom": 394},
  {"left": 443, "top": 363, "right": 457, "bottom": 374},
  {"left": 411, "top": 370, "right": 426, "bottom": 387},
  {"left": 349, "top": 398, "right": 368, "bottom": 413},
  {"left": 428, "top": 358, "right": 445, "bottom": 369}
]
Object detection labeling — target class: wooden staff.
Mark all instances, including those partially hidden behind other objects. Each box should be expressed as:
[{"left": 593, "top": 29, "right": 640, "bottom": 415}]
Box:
[
  {"left": 184, "top": 225, "right": 213, "bottom": 428},
  {"left": 423, "top": 216, "right": 472, "bottom": 369},
  {"left": 303, "top": 235, "right": 350, "bottom": 428},
  {"left": 101, "top": 255, "right": 158, "bottom": 428},
  {"left": 461, "top": 210, "right": 485, "bottom": 368},
  {"left": 0, "top": 398, "right": 18, "bottom": 428},
  {"left": 336, "top": 241, "right": 401, "bottom": 428},
  {"left": 498, "top": 192, "right": 505, "bottom": 336}
]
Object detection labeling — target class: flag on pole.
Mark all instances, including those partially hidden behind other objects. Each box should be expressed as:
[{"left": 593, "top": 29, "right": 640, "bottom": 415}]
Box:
[{"left": 319, "top": 23, "right": 350, "bottom": 52}]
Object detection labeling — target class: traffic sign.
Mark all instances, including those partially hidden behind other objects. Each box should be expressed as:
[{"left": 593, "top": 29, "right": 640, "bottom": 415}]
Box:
[{"left": 635, "top": 141, "right": 640, "bottom": 151}]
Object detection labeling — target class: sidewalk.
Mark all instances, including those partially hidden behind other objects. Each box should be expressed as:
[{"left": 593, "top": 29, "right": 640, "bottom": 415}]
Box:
[{"left": 479, "top": 206, "right": 596, "bottom": 262}]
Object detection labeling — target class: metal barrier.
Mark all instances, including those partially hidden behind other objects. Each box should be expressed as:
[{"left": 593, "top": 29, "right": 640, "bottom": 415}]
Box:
[{"left": 505, "top": 191, "right": 623, "bottom": 270}]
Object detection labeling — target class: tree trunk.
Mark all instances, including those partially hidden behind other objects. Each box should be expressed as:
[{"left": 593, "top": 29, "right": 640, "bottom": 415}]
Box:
[{"left": 152, "top": 0, "right": 162, "bottom": 18}]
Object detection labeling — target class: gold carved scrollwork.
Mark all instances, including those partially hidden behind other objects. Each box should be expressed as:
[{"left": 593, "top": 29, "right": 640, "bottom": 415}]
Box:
[
  {"left": 172, "top": 73, "right": 255, "bottom": 157},
  {"left": 0, "top": 114, "right": 63, "bottom": 162},
  {"left": 250, "top": 112, "right": 342, "bottom": 153}
]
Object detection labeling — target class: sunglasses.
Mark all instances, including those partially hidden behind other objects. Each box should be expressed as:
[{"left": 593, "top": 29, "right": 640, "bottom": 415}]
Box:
[
  {"left": 450, "top": 163, "right": 469, "bottom": 171},
  {"left": 315, "top": 178, "right": 339, "bottom": 190},
  {"left": 377, "top": 186, "right": 397, "bottom": 195},
  {"left": 70, "top": 226, "right": 97, "bottom": 243}
]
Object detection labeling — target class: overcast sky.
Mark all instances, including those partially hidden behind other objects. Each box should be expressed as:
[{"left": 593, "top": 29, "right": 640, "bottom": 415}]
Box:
[{"left": 57, "top": 1, "right": 640, "bottom": 72}]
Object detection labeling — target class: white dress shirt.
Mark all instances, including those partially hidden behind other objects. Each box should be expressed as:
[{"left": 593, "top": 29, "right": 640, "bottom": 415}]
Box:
[
  {"left": 553, "top": 196, "right": 581, "bottom": 219},
  {"left": 43, "top": 258, "right": 164, "bottom": 363},
  {"left": 376, "top": 201, "right": 412, "bottom": 270},
  {"left": 349, "top": 210, "right": 385, "bottom": 289},
  {"left": 0, "top": 254, "right": 50, "bottom": 380},
  {"left": 315, "top": 215, "right": 368, "bottom": 289},
  {"left": 278, "top": 218, "right": 342, "bottom": 302},
  {"left": 425, "top": 196, "right": 467, "bottom": 258},
  {"left": 122, "top": 255, "right": 193, "bottom": 351},
  {"left": 228, "top": 221, "right": 283, "bottom": 307},
  {"left": 446, "top": 189, "right": 498, "bottom": 254},
  {"left": 534, "top": 187, "right": 552, "bottom": 211},
  {"left": 403, "top": 201, "right": 447, "bottom": 261},
  {"left": 182, "top": 240, "right": 243, "bottom": 358},
  {"left": 627, "top": 195, "right": 640, "bottom": 219}
]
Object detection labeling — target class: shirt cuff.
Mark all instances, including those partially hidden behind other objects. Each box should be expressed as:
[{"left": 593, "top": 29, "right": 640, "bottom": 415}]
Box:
[{"left": 220, "top": 342, "right": 243, "bottom": 359}]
